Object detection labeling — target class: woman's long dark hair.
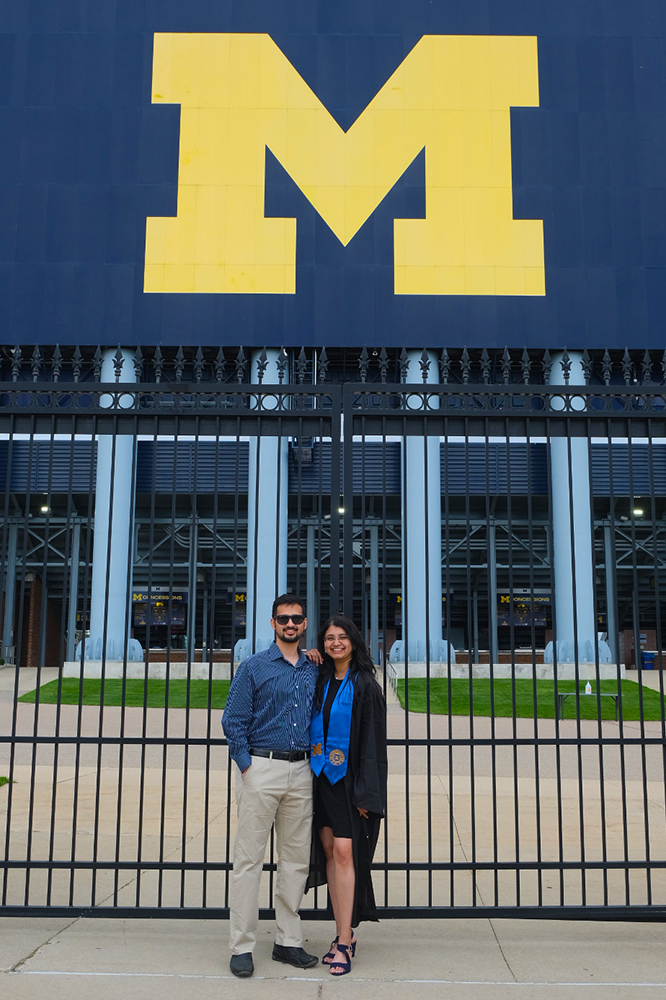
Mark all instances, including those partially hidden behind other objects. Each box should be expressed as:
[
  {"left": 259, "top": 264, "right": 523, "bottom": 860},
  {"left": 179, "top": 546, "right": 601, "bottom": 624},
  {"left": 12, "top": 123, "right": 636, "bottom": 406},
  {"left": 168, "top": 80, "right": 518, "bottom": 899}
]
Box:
[{"left": 313, "top": 614, "right": 377, "bottom": 710}]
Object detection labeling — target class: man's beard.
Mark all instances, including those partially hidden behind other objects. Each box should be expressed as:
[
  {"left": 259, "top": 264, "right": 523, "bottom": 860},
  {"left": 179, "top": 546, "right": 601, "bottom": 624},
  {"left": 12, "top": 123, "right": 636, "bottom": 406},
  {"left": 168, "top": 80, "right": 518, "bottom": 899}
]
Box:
[{"left": 278, "top": 631, "right": 302, "bottom": 644}]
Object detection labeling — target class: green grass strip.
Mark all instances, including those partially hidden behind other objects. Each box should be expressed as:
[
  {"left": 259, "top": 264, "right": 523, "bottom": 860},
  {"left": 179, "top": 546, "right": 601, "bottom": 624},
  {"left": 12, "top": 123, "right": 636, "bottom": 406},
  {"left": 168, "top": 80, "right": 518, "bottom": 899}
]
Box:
[
  {"left": 19, "top": 677, "right": 665, "bottom": 721},
  {"left": 18, "top": 678, "right": 230, "bottom": 710},
  {"left": 396, "top": 678, "right": 666, "bottom": 721}
]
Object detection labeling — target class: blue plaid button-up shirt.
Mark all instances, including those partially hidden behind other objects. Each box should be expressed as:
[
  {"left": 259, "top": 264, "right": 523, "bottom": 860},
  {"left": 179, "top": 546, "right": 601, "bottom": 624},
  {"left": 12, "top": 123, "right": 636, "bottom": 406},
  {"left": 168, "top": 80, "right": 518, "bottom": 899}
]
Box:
[{"left": 222, "top": 641, "right": 318, "bottom": 772}]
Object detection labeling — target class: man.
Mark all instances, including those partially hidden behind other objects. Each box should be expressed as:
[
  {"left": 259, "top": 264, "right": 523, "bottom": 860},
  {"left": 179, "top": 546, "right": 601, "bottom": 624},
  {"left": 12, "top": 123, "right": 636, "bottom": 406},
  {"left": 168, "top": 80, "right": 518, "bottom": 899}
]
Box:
[{"left": 222, "top": 593, "right": 319, "bottom": 978}]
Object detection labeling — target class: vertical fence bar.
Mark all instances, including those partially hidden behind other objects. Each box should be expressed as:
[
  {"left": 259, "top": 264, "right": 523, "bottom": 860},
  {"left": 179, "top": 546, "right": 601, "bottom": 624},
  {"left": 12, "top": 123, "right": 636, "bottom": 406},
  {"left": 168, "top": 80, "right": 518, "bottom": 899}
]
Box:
[
  {"left": 504, "top": 418, "right": 522, "bottom": 908},
  {"left": 45, "top": 415, "right": 73, "bottom": 909},
  {"left": 224, "top": 404, "right": 245, "bottom": 910},
  {"left": 134, "top": 411, "right": 159, "bottom": 908},
  {"left": 645, "top": 415, "right": 666, "bottom": 891},
  {"left": 342, "top": 390, "right": 354, "bottom": 619},
  {"left": 328, "top": 385, "right": 342, "bottom": 616},
  {"left": 483, "top": 414, "right": 500, "bottom": 909},
  {"left": 422, "top": 406, "right": 433, "bottom": 910},
  {"left": 380, "top": 405, "right": 390, "bottom": 907},
  {"left": 22, "top": 413, "right": 43, "bottom": 906},
  {"left": 566, "top": 421, "right": 588, "bottom": 908},
  {"left": 113, "top": 408, "right": 139, "bottom": 907},
  {"left": 544, "top": 399, "right": 566, "bottom": 907},
  {"left": 626, "top": 415, "right": 654, "bottom": 906},
  {"left": 605, "top": 415, "right": 631, "bottom": 906},
  {"left": 524, "top": 412, "right": 544, "bottom": 908}
]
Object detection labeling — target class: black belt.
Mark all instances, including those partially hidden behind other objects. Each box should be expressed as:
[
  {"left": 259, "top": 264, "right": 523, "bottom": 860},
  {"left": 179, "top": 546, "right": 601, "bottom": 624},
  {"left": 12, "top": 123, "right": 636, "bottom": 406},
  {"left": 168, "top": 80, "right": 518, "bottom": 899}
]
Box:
[{"left": 250, "top": 748, "right": 309, "bottom": 762}]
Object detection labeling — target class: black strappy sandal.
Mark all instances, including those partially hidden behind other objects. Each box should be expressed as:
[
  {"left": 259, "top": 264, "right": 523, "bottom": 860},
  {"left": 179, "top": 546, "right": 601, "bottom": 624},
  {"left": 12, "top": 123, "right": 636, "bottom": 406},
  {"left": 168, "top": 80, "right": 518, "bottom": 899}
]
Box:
[{"left": 329, "top": 942, "right": 352, "bottom": 977}]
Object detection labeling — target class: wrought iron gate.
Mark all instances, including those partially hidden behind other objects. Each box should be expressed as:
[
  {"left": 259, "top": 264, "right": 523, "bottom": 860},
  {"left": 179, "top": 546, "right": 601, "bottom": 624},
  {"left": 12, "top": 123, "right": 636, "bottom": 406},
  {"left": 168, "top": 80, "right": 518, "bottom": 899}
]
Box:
[{"left": 2, "top": 359, "right": 666, "bottom": 919}]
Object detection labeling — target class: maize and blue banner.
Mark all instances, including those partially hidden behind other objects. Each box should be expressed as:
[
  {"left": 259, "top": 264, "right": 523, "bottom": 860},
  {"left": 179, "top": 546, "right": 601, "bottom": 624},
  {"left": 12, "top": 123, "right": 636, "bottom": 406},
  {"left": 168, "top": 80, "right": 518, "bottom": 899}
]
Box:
[{"left": 1, "top": 0, "right": 665, "bottom": 347}]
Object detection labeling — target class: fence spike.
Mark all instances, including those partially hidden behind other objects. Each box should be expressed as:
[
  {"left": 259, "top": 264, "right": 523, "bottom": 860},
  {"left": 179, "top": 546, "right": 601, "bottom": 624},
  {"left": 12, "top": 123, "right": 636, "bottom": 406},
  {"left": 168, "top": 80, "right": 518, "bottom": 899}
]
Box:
[
  {"left": 296, "top": 347, "right": 308, "bottom": 384},
  {"left": 214, "top": 347, "right": 226, "bottom": 382},
  {"left": 235, "top": 346, "right": 248, "bottom": 383},
  {"left": 153, "top": 346, "right": 164, "bottom": 383},
  {"left": 317, "top": 346, "right": 329, "bottom": 382},
  {"left": 481, "top": 347, "right": 491, "bottom": 384},
  {"left": 439, "top": 348, "right": 450, "bottom": 384},
  {"left": 112, "top": 346, "right": 125, "bottom": 381},
  {"left": 10, "top": 345, "right": 22, "bottom": 382},
  {"left": 51, "top": 345, "right": 63, "bottom": 382},
  {"left": 72, "top": 345, "right": 83, "bottom": 383},
  {"left": 621, "top": 347, "right": 632, "bottom": 385},
  {"left": 398, "top": 347, "right": 409, "bottom": 383},
  {"left": 255, "top": 347, "right": 268, "bottom": 384},
  {"left": 460, "top": 347, "right": 471, "bottom": 384},
  {"left": 501, "top": 346, "right": 511, "bottom": 384},
  {"left": 276, "top": 347, "right": 288, "bottom": 384},
  {"left": 358, "top": 346, "right": 370, "bottom": 383},
  {"left": 30, "top": 345, "right": 43, "bottom": 382},
  {"left": 193, "top": 347, "right": 205, "bottom": 383},
  {"left": 560, "top": 348, "right": 571, "bottom": 385},
  {"left": 378, "top": 346, "right": 389, "bottom": 383},
  {"left": 92, "top": 346, "right": 103, "bottom": 381},
  {"left": 133, "top": 346, "right": 144, "bottom": 381},
  {"left": 419, "top": 348, "right": 431, "bottom": 383},
  {"left": 174, "top": 346, "right": 185, "bottom": 383}
]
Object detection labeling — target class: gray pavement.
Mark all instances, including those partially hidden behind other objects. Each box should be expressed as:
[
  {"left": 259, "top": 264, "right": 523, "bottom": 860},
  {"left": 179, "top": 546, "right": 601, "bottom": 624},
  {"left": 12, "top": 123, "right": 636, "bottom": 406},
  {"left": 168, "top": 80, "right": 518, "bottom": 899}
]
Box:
[{"left": 3, "top": 915, "right": 666, "bottom": 999}]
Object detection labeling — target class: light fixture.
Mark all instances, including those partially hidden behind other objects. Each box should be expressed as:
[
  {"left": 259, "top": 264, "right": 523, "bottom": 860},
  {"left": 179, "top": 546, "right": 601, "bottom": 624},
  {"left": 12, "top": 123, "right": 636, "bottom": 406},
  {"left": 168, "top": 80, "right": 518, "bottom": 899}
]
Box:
[
  {"left": 633, "top": 508, "right": 644, "bottom": 517},
  {"left": 40, "top": 505, "right": 50, "bottom": 513},
  {"left": 338, "top": 507, "right": 345, "bottom": 514}
]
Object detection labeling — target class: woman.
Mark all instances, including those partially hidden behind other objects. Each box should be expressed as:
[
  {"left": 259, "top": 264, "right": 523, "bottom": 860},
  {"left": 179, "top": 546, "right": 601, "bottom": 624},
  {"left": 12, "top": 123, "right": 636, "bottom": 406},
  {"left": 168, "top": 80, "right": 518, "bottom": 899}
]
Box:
[{"left": 307, "top": 616, "right": 387, "bottom": 977}]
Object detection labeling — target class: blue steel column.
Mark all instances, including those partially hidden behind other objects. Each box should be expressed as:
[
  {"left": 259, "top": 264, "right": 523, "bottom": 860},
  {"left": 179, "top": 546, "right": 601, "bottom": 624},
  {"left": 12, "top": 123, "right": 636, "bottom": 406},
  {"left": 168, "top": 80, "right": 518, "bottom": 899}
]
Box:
[
  {"left": 545, "top": 352, "right": 611, "bottom": 664},
  {"left": 77, "top": 349, "right": 142, "bottom": 662},
  {"left": 234, "top": 350, "right": 289, "bottom": 660},
  {"left": 390, "top": 351, "right": 453, "bottom": 663}
]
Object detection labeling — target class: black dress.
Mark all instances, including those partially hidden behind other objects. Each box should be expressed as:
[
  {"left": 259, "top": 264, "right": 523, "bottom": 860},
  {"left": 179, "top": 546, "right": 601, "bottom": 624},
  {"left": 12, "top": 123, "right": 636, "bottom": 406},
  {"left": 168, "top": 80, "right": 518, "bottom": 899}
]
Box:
[
  {"left": 307, "top": 669, "right": 388, "bottom": 925},
  {"left": 314, "top": 676, "right": 353, "bottom": 838}
]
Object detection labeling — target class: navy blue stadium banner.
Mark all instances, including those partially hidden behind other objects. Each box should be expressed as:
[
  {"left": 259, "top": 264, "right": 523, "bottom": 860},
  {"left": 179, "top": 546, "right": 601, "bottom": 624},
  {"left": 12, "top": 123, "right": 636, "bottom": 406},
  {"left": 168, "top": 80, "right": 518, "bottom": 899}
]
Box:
[{"left": 1, "top": 1, "right": 666, "bottom": 348}]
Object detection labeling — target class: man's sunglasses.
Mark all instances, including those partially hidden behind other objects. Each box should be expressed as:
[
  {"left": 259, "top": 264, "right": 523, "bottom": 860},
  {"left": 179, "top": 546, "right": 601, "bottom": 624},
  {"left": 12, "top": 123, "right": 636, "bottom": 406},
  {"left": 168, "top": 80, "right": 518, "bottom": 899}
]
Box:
[{"left": 274, "top": 614, "right": 305, "bottom": 625}]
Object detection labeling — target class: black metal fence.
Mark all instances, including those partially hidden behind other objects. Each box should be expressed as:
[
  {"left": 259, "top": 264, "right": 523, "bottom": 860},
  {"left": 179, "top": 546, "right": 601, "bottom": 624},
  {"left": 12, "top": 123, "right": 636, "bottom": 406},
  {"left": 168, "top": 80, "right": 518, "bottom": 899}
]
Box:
[{"left": 2, "top": 361, "right": 666, "bottom": 919}]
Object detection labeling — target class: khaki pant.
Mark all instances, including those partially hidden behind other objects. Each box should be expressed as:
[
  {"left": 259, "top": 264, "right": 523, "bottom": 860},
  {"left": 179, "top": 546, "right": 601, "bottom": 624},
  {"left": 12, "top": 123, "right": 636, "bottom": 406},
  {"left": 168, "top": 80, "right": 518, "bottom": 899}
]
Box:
[{"left": 229, "top": 756, "right": 313, "bottom": 955}]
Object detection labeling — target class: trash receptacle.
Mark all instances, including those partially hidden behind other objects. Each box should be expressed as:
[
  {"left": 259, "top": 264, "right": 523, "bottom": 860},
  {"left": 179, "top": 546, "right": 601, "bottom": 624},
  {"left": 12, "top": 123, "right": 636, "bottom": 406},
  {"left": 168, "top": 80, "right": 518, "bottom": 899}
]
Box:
[{"left": 641, "top": 651, "right": 656, "bottom": 669}]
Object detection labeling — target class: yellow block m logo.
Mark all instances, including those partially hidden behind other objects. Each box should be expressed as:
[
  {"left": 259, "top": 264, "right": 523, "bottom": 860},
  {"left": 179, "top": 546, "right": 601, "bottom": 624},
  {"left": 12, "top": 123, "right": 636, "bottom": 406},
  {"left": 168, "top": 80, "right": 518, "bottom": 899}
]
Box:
[{"left": 145, "top": 33, "right": 544, "bottom": 296}]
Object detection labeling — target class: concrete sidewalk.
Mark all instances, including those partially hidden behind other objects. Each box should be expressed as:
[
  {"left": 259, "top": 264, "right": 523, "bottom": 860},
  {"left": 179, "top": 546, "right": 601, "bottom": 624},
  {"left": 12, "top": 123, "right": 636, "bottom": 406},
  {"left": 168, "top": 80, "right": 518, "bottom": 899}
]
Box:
[{"left": 2, "top": 915, "right": 666, "bottom": 999}]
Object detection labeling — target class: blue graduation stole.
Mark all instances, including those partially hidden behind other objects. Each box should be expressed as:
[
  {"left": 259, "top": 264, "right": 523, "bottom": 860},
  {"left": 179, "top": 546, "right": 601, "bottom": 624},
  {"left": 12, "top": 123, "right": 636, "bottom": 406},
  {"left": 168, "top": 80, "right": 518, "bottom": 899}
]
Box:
[{"left": 310, "top": 675, "right": 354, "bottom": 784}]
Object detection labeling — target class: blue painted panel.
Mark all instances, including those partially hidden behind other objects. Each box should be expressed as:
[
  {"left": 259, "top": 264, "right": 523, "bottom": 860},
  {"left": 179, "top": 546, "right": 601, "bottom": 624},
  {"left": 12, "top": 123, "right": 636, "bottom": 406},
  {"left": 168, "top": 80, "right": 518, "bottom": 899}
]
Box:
[
  {"left": 135, "top": 441, "right": 250, "bottom": 493},
  {"left": 3, "top": 440, "right": 663, "bottom": 497},
  {"left": 1, "top": 1, "right": 666, "bottom": 347}
]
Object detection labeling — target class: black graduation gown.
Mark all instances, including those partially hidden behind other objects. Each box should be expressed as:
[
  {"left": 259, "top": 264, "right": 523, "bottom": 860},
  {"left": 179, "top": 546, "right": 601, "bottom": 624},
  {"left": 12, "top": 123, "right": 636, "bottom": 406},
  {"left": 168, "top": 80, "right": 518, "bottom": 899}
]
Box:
[{"left": 306, "top": 671, "right": 388, "bottom": 925}]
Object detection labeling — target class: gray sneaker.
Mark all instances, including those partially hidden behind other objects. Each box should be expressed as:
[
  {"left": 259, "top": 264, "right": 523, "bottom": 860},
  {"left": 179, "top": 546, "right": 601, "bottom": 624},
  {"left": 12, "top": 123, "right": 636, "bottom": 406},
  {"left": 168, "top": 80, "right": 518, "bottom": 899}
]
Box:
[{"left": 230, "top": 952, "right": 254, "bottom": 977}]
